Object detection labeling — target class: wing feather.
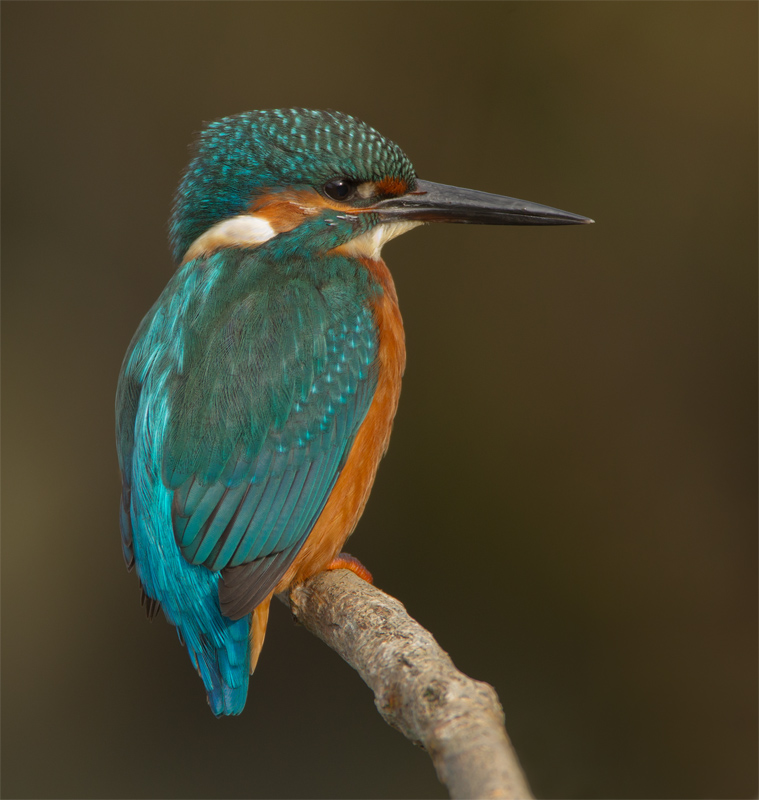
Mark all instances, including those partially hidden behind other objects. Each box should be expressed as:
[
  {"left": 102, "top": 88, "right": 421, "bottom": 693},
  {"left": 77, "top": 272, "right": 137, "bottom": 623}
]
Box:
[
  {"left": 158, "top": 251, "right": 380, "bottom": 618},
  {"left": 180, "top": 483, "right": 227, "bottom": 548}
]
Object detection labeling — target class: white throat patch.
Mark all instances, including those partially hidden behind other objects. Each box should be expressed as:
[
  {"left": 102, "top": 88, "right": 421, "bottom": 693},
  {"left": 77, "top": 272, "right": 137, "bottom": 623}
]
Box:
[{"left": 341, "top": 220, "right": 423, "bottom": 260}]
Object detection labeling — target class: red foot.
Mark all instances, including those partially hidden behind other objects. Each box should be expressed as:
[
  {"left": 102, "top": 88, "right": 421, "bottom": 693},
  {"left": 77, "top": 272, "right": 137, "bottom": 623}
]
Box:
[{"left": 325, "top": 553, "right": 374, "bottom": 584}]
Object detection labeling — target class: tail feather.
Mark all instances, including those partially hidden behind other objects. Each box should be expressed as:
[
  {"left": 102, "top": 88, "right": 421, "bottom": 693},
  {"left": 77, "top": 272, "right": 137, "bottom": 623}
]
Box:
[
  {"left": 219, "top": 616, "right": 250, "bottom": 686},
  {"left": 185, "top": 615, "right": 251, "bottom": 717}
]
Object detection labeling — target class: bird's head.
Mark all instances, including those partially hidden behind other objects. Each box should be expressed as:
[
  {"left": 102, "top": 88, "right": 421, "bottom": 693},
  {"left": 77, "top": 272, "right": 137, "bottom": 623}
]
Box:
[{"left": 170, "top": 109, "right": 591, "bottom": 265}]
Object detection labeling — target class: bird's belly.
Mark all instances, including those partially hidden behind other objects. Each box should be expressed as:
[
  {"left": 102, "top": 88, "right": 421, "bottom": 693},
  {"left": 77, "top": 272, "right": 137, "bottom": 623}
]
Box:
[{"left": 275, "top": 284, "right": 405, "bottom": 590}]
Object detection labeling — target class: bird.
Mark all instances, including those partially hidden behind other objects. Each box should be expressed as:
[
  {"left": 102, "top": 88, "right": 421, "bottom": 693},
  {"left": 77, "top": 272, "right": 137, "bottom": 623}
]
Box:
[{"left": 116, "top": 108, "right": 591, "bottom": 716}]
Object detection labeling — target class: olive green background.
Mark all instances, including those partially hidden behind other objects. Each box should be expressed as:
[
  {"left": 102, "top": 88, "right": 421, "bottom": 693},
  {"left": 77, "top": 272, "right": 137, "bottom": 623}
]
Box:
[{"left": 3, "top": 2, "right": 756, "bottom": 798}]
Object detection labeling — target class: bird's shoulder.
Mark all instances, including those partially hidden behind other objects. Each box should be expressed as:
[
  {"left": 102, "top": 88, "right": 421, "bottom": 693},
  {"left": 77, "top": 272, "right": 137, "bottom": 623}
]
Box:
[{"left": 118, "top": 247, "right": 383, "bottom": 485}]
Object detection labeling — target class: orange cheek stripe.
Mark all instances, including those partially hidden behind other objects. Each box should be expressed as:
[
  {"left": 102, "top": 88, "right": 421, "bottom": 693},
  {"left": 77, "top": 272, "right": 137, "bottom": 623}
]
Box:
[
  {"left": 250, "top": 188, "right": 364, "bottom": 233},
  {"left": 275, "top": 256, "right": 405, "bottom": 590}
]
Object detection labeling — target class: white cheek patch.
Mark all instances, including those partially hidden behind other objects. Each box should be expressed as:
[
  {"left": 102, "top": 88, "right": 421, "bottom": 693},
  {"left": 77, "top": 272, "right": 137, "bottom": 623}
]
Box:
[
  {"left": 342, "top": 220, "right": 423, "bottom": 260},
  {"left": 183, "top": 214, "right": 276, "bottom": 262}
]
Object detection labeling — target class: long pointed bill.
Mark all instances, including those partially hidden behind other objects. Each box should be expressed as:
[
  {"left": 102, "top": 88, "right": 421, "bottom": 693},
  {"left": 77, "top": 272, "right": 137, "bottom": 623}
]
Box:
[{"left": 373, "top": 179, "right": 593, "bottom": 226}]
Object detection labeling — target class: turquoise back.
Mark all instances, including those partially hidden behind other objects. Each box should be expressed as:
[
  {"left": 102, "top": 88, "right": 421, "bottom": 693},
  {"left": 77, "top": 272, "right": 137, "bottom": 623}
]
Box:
[{"left": 116, "top": 243, "right": 384, "bottom": 714}]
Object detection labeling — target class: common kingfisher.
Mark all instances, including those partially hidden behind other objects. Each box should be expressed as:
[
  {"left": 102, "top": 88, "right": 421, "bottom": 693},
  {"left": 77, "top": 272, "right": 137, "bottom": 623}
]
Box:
[{"left": 116, "top": 109, "right": 591, "bottom": 716}]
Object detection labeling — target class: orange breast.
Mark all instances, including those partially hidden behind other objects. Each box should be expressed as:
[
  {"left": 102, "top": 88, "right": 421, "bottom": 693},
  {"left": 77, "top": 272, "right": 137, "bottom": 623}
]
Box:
[{"left": 274, "top": 255, "right": 405, "bottom": 591}]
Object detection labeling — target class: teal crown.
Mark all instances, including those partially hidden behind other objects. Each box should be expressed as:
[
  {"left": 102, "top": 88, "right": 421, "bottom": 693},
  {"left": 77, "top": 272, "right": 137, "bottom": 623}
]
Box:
[{"left": 170, "top": 109, "right": 416, "bottom": 263}]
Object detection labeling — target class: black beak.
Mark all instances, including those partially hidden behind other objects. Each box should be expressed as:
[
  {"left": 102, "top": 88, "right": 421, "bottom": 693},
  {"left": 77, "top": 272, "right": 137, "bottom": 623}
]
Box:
[{"left": 374, "top": 179, "right": 593, "bottom": 226}]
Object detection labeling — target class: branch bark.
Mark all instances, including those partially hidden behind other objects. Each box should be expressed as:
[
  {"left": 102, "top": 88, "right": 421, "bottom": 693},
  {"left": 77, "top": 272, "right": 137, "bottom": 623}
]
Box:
[{"left": 284, "top": 569, "right": 534, "bottom": 799}]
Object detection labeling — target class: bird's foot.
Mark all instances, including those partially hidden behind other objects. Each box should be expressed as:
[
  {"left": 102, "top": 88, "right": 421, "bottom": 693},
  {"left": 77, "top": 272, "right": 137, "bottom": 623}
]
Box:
[{"left": 325, "top": 552, "right": 373, "bottom": 584}]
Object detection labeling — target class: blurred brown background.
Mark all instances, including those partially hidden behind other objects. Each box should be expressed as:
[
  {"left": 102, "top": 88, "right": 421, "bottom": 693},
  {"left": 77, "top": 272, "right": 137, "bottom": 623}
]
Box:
[{"left": 2, "top": 2, "right": 756, "bottom": 798}]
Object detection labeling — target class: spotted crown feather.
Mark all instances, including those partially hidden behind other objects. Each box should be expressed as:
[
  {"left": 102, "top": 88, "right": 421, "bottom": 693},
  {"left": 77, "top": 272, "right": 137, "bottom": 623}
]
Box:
[{"left": 170, "top": 109, "right": 416, "bottom": 264}]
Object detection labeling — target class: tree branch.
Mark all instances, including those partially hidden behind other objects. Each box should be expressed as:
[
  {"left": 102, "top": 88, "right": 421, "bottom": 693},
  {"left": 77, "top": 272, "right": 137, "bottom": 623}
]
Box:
[{"left": 283, "top": 569, "right": 534, "bottom": 799}]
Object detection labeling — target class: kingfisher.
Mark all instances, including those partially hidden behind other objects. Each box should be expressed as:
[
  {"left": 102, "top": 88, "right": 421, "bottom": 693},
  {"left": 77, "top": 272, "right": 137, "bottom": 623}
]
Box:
[{"left": 116, "top": 108, "right": 591, "bottom": 716}]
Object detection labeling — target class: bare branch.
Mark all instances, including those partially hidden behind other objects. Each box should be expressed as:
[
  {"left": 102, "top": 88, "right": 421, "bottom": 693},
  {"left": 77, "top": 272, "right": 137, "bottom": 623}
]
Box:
[{"left": 285, "top": 569, "right": 534, "bottom": 799}]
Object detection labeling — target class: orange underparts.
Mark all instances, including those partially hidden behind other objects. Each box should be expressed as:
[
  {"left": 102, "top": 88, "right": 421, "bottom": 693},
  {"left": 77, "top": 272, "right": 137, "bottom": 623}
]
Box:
[
  {"left": 274, "top": 254, "right": 404, "bottom": 591},
  {"left": 248, "top": 255, "right": 405, "bottom": 674},
  {"left": 249, "top": 596, "right": 271, "bottom": 673}
]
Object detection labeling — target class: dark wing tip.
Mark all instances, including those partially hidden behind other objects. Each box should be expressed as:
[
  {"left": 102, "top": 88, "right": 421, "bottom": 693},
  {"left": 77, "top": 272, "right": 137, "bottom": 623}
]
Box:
[
  {"left": 219, "top": 545, "right": 302, "bottom": 620},
  {"left": 140, "top": 583, "right": 162, "bottom": 620}
]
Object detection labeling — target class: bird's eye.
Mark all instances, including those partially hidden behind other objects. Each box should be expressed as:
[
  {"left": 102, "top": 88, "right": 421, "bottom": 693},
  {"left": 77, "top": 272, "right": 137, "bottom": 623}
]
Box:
[{"left": 323, "top": 178, "right": 357, "bottom": 202}]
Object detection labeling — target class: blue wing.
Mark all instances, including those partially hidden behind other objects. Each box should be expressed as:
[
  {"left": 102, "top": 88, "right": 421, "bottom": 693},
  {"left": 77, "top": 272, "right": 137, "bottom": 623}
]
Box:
[
  {"left": 168, "top": 299, "right": 379, "bottom": 618},
  {"left": 119, "top": 251, "right": 378, "bottom": 619},
  {"left": 116, "top": 248, "right": 380, "bottom": 713}
]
